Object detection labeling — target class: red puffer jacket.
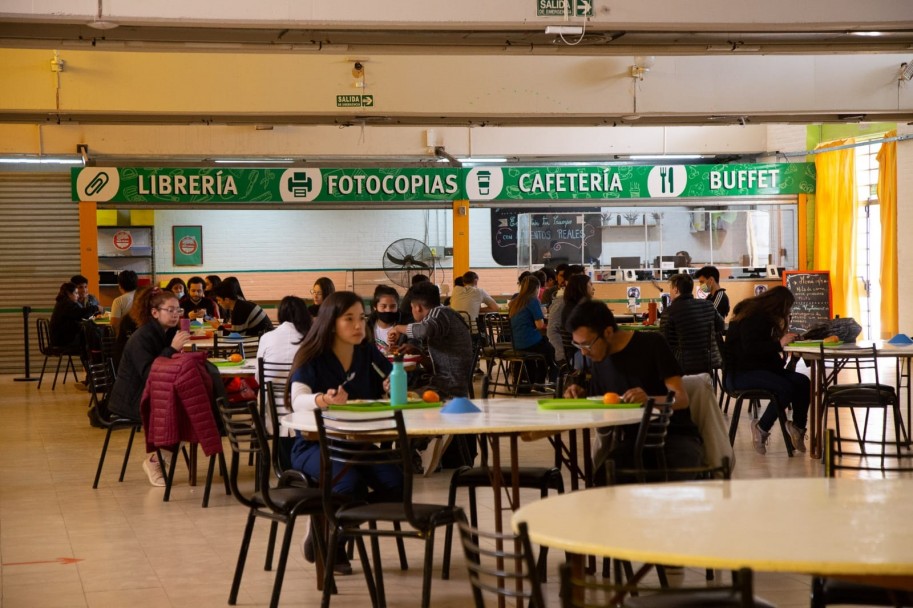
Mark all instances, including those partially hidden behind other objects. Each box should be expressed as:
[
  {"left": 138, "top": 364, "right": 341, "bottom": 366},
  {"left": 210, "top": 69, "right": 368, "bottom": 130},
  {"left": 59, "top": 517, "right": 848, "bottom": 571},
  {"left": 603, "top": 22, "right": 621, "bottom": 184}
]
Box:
[{"left": 140, "top": 351, "right": 223, "bottom": 456}]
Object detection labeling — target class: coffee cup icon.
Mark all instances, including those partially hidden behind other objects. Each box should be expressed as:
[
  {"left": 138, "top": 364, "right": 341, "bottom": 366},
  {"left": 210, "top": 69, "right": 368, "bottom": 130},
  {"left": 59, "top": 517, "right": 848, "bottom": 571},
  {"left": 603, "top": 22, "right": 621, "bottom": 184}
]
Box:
[{"left": 476, "top": 171, "right": 491, "bottom": 195}]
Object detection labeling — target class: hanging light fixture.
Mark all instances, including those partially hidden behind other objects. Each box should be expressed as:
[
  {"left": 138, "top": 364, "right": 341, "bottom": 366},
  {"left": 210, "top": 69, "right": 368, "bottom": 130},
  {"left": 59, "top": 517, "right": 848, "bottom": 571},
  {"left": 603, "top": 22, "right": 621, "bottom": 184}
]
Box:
[{"left": 87, "top": 0, "right": 119, "bottom": 30}]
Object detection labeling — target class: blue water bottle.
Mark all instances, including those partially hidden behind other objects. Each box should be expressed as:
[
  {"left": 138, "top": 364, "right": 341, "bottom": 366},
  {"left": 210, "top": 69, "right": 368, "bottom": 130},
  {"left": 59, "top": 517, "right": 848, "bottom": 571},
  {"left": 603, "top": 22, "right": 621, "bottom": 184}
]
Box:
[{"left": 389, "top": 354, "right": 407, "bottom": 406}]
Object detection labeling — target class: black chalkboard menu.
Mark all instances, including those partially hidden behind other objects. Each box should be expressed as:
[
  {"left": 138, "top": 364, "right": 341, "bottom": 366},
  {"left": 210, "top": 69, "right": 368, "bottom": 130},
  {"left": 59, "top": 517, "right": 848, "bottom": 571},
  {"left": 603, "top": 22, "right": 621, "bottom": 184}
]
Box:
[
  {"left": 490, "top": 207, "right": 602, "bottom": 267},
  {"left": 782, "top": 271, "right": 832, "bottom": 332}
]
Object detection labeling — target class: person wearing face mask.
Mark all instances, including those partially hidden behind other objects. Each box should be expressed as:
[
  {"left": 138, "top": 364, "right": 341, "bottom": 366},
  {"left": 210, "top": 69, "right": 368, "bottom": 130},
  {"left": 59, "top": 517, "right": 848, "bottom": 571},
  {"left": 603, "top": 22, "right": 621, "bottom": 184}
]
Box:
[
  {"left": 180, "top": 276, "right": 219, "bottom": 320},
  {"left": 367, "top": 285, "right": 405, "bottom": 354},
  {"left": 694, "top": 266, "right": 730, "bottom": 319},
  {"left": 165, "top": 277, "right": 187, "bottom": 301}
]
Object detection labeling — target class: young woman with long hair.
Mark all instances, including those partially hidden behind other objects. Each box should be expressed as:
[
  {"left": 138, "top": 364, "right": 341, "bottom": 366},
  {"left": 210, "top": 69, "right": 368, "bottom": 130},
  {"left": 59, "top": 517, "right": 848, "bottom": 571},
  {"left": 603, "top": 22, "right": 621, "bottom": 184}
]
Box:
[
  {"left": 165, "top": 277, "right": 187, "bottom": 300},
  {"left": 366, "top": 285, "right": 403, "bottom": 354},
  {"left": 286, "top": 291, "right": 401, "bottom": 574},
  {"left": 307, "top": 276, "right": 336, "bottom": 317},
  {"left": 724, "top": 285, "right": 809, "bottom": 455},
  {"left": 546, "top": 273, "right": 594, "bottom": 364},
  {"left": 108, "top": 287, "right": 191, "bottom": 485},
  {"left": 508, "top": 274, "right": 556, "bottom": 384}
]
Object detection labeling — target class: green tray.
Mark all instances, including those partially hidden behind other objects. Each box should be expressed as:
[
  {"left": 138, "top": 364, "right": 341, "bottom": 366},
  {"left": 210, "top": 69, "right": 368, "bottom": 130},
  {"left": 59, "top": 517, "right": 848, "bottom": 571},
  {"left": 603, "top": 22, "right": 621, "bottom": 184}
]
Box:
[
  {"left": 789, "top": 340, "right": 844, "bottom": 348},
  {"left": 537, "top": 399, "right": 642, "bottom": 410},
  {"left": 210, "top": 359, "right": 246, "bottom": 367},
  {"left": 329, "top": 401, "right": 442, "bottom": 412}
]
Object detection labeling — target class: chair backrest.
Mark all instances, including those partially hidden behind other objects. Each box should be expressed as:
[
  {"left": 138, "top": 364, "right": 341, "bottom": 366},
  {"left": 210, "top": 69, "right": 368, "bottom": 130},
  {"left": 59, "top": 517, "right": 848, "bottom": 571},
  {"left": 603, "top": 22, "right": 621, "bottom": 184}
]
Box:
[
  {"left": 313, "top": 408, "right": 415, "bottom": 522},
  {"left": 258, "top": 358, "right": 293, "bottom": 408},
  {"left": 86, "top": 359, "right": 117, "bottom": 415},
  {"left": 824, "top": 428, "right": 913, "bottom": 477},
  {"left": 458, "top": 514, "right": 546, "bottom": 608},
  {"left": 264, "top": 381, "right": 292, "bottom": 479},
  {"left": 605, "top": 393, "right": 676, "bottom": 484},
  {"left": 36, "top": 317, "right": 51, "bottom": 355},
  {"left": 216, "top": 397, "right": 274, "bottom": 510},
  {"left": 481, "top": 312, "right": 512, "bottom": 347},
  {"left": 214, "top": 334, "right": 260, "bottom": 359},
  {"left": 819, "top": 343, "right": 881, "bottom": 386},
  {"left": 559, "top": 563, "right": 757, "bottom": 608}
]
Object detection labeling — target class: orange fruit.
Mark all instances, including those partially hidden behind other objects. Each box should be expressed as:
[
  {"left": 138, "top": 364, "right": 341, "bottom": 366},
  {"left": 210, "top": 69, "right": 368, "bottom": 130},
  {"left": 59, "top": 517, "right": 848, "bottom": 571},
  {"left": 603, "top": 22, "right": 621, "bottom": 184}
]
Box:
[
  {"left": 823, "top": 335, "right": 840, "bottom": 344},
  {"left": 422, "top": 390, "right": 440, "bottom": 403},
  {"left": 228, "top": 353, "right": 243, "bottom": 363},
  {"left": 602, "top": 392, "right": 621, "bottom": 405}
]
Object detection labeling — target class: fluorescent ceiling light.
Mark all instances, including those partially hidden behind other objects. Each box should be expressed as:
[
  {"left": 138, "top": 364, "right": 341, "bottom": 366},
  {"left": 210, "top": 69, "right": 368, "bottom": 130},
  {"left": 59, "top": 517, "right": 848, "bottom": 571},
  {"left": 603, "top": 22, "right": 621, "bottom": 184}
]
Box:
[
  {"left": 850, "top": 31, "right": 884, "bottom": 37},
  {"left": 213, "top": 158, "right": 294, "bottom": 164},
  {"left": 628, "top": 154, "right": 704, "bottom": 160},
  {"left": 460, "top": 157, "right": 508, "bottom": 163},
  {"left": 0, "top": 156, "right": 82, "bottom": 165},
  {"left": 545, "top": 26, "right": 584, "bottom": 36}
]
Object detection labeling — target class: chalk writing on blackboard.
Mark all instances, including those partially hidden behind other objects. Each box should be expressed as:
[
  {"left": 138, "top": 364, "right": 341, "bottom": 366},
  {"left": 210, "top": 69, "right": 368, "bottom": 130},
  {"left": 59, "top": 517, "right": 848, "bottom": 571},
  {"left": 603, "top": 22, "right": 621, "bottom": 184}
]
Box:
[
  {"left": 782, "top": 271, "right": 831, "bottom": 332},
  {"left": 490, "top": 207, "right": 602, "bottom": 267}
]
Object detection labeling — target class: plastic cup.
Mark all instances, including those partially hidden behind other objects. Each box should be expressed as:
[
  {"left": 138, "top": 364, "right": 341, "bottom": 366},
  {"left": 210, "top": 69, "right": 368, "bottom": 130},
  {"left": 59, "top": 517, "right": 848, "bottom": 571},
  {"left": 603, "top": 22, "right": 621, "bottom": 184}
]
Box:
[{"left": 180, "top": 319, "right": 191, "bottom": 332}]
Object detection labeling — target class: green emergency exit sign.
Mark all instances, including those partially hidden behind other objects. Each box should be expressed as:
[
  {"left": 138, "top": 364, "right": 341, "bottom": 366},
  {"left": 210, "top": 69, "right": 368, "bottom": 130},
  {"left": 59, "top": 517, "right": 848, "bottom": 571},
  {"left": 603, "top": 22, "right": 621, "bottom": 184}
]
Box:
[
  {"left": 336, "top": 94, "right": 375, "bottom": 108},
  {"left": 538, "top": 0, "right": 592, "bottom": 17}
]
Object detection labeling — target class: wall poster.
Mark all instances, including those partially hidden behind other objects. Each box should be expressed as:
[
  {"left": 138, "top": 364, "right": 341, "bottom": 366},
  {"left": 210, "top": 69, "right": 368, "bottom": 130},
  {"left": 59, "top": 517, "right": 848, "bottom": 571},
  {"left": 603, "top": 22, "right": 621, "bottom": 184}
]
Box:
[{"left": 173, "top": 225, "right": 203, "bottom": 266}]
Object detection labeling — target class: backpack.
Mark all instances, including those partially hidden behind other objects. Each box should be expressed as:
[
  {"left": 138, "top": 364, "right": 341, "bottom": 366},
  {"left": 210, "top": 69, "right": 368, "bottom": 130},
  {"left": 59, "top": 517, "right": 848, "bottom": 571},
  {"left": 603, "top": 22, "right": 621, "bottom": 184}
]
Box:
[{"left": 801, "top": 317, "right": 863, "bottom": 343}]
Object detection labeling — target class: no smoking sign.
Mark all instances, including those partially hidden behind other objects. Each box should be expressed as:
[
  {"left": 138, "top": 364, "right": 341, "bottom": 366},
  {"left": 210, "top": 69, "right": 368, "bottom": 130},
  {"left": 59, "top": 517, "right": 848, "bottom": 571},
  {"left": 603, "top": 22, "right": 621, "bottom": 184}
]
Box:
[
  {"left": 113, "top": 230, "right": 133, "bottom": 251},
  {"left": 178, "top": 235, "right": 198, "bottom": 255}
]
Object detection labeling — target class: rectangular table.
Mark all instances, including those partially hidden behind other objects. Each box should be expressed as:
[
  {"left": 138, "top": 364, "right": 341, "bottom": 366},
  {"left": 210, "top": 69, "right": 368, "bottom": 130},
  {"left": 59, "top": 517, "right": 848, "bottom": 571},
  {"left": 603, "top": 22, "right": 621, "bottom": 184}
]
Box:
[{"left": 784, "top": 341, "right": 913, "bottom": 458}]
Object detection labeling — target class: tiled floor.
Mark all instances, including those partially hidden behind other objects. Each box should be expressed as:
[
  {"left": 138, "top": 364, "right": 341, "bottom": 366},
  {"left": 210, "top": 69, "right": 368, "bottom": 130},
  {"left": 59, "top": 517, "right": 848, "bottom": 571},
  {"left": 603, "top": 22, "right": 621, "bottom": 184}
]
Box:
[{"left": 0, "top": 365, "right": 892, "bottom": 607}]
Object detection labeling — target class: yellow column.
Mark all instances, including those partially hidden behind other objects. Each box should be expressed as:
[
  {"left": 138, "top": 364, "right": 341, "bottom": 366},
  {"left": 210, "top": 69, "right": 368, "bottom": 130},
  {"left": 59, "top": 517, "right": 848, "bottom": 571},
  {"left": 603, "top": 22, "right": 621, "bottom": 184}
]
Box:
[
  {"left": 79, "top": 201, "right": 99, "bottom": 296},
  {"left": 452, "top": 199, "right": 470, "bottom": 278},
  {"left": 797, "top": 194, "right": 809, "bottom": 270}
]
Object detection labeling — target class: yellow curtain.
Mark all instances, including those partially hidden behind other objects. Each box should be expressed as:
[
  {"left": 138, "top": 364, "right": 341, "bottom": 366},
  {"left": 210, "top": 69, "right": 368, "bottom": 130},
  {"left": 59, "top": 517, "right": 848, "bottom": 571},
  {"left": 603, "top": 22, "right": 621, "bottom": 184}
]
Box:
[
  {"left": 877, "top": 130, "right": 898, "bottom": 338},
  {"left": 813, "top": 139, "right": 859, "bottom": 321}
]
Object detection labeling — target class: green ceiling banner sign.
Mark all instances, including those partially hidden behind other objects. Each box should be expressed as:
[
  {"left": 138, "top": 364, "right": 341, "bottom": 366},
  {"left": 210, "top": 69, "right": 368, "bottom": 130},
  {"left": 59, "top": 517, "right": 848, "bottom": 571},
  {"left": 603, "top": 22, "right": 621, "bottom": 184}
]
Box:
[
  {"left": 72, "top": 163, "right": 815, "bottom": 204},
  {"left": 72, "top": 167, "right": 461, "bottom": 204},
  {"left": 463, "top": 163, "right": 816, "bottom": 201}
]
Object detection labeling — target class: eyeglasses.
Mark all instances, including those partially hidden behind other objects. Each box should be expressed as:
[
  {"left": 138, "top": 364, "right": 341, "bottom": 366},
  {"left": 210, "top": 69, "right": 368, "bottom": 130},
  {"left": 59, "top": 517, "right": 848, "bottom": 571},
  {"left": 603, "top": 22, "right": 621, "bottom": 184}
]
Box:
[
  {"left": 310, "top": 290, "right": 323, "bottom": 296},
  {"left": 571, "top": 334, "right": 603, "bottom": 351},
  {"left": 157, "top": 307, "right": 183, "bottom": 314}
]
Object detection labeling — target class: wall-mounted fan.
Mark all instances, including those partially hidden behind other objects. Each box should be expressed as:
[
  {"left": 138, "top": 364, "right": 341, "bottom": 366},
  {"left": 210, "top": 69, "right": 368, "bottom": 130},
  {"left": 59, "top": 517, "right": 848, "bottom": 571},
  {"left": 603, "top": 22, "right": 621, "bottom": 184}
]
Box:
[{"left": 382, "top": 238, "right": 436, "bottom": 288}]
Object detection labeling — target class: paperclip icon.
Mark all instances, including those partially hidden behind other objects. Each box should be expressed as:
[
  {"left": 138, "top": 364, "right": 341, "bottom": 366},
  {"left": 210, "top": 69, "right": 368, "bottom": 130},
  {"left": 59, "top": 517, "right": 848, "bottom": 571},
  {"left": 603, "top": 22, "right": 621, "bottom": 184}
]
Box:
[{"left": 84, "top": 172, "right": 110, "bottom": 196}]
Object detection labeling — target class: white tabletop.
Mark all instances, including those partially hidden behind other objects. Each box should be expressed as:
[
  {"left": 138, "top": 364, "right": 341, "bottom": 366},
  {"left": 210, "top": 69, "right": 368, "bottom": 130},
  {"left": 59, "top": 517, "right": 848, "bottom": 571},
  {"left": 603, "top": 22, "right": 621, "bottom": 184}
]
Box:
[
  {"left": 784, "top": 340, "right": 913, "bottom": 357},
  {"left": 513, "top": 478, "right": 913, "bottom": 576},
  {"left": 280, "top": 398, "right": 644, "bottom": 436}
]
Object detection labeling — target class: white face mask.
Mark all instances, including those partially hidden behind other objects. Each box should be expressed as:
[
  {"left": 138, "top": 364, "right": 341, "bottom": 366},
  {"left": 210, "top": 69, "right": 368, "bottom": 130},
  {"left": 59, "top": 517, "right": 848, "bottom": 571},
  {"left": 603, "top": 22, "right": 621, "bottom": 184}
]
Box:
[{"left": 700, "top": 283, "right": 711, "bottom": 294}]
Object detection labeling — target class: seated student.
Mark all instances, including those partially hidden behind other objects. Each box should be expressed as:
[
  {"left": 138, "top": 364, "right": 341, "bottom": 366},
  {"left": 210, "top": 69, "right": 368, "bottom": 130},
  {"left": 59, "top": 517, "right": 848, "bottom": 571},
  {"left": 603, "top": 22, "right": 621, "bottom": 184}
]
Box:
[
  {"left": 563, "top": 300, "right": 703, "bottom": 481},
  {"left": 287, "top": 291, "right": 401, "bottom": 574},
  {"left": 110, "top": 270, "right": 138, "bottom": 335},
  {"left": 70, "top": 274, "right": 100, "bottom": 315},
  {"left": 204, "top": 275, "right": 221, "bottom": 299},
  {"left": 449, "top": 270, "right": 499, "bottom": 337},
  {"left": 50, "top": 282, "right": 98, "bottom": 386},
  {"left": 307, "top": 276, "right": 335, "bottom": 317},
  {"left": 180, "top": 276, "right": 219, "bottom": 321},
  {"left": 213, "top": 279, "right": 273, "bottom": 336},
  {"left": 366, "top": 285, "right": 405, "bottom": 354},
  {"left": 256, "top": 295, "right": 312, "bottom": 469},
  {"left": 388, "top": 281, "right": 474, "bottom": 399},
  {"left": 508, "top": 274, "right": 556, "bottom": 385},
  {"left": 547, "top": 273, "right": 593, "bottom": 367},
  {"left": 398, "top": 273, "right": 429, "bottom": 325},
  {"left": 165, "top": 277, "right": 187, "bottom": 300},
  {"left": 659, "top": 273, "right": 724, "bottom": 376},
  {"left": 724, "top": 286, "right": 809, "bottom": 455},
  {"left": 109, "top": 287, "right": 192, "bottom": 486}
]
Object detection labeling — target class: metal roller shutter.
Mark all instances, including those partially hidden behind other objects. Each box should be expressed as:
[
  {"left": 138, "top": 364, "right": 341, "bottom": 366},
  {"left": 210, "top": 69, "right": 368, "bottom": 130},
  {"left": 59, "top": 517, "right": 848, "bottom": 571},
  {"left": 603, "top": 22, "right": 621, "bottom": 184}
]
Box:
[{"left": 0, "top": 172, "right": 79, "bottom": 374}]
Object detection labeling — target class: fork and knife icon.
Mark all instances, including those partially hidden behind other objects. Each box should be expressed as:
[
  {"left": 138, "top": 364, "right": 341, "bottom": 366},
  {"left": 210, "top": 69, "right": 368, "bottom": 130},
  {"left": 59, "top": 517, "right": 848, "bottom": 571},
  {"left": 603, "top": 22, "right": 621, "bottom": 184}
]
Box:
[{"left": 658, "top": 166, "right": 675, "bottom": 193}]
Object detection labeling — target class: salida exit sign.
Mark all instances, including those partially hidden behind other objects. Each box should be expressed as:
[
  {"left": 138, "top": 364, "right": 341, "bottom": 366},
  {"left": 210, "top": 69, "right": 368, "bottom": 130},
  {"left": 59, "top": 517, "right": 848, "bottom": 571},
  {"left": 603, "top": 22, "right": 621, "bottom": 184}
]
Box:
[
  {"left": 537, "top": 0, "right": 592, "bottom": 17},
  {"left": 336, "top": 95, "right": 375, "bottom": 108}
]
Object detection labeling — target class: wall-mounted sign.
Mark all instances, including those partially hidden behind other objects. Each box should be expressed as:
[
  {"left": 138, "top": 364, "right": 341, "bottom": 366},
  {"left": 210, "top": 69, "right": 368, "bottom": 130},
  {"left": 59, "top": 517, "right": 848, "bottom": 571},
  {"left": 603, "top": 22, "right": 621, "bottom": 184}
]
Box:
[
  {"left": 72, "top": 163, "right": 815, "bottom": 204},
  {"left": 173, "top": 225, "right": 203, "bottom": 266},
  {"left": 112, "top": 230, "right": 133, "bottom": 251},
  {"left": 336, "top": 94, "right": 374, "bottom": 108},
  {"left": 537, "top": 0, "right": 592, "bottom": 17}
]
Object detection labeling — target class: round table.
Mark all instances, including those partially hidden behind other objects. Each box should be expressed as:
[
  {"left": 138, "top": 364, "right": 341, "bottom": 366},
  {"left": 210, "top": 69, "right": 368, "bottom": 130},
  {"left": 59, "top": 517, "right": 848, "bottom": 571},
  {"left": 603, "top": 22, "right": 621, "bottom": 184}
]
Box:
[{"left": 513, "top": 477, "right": 913, "bottom": 577}]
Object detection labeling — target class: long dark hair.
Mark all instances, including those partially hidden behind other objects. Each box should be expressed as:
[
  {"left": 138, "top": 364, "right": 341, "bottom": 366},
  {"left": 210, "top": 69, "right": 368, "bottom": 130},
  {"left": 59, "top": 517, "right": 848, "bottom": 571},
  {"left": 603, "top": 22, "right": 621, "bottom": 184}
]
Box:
[
  {"left": 313, "top": 276, "right": 336, "bottom": 299},
  {"left": 277, "top": 295, "right": 312, "bottom": 341},
  {"left": 730, "top": 285, "right": 795, "bottom": 337},
  {"left": 289, "top": 291, "right": 364, "bottom": 388},
  {"left": 508, "top": 275, "right": 540, "bottom": 317},
  {"left": 55, "top": 282, "right": 77, "bottom": 303},
  {"left": 561, "top": 274, "right": 592, "bottom": 328}
]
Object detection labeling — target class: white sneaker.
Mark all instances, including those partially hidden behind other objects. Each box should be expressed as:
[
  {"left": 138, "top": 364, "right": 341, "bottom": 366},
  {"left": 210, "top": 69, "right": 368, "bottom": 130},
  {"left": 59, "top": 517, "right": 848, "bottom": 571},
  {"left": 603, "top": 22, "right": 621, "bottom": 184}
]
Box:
[
  {"left": 786, "top": 421, "right": 807, "bottom": 453},
  {"left": 142, "top": 454, "right": 166, "bottom": 487},
  {"left": 749, "top": 420, "right": 770, "bottom": 455}
]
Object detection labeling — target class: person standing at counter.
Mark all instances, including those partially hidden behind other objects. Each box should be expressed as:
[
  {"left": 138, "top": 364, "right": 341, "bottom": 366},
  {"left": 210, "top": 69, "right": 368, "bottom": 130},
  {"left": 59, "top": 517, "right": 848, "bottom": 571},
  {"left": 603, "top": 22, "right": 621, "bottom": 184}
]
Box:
[
  {"left": 694, "top": 266, "right": 730, "bottom": 319},
  {"left": 213, "top": 280, "right": 273, "bottom": 336},
  {"left": 723, "top": 286, "right": 808, "bottom": 455}
]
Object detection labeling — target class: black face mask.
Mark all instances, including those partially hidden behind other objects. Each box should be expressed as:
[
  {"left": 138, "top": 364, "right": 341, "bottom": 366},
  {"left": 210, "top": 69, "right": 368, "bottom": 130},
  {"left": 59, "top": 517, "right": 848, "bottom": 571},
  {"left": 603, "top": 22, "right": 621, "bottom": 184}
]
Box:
[{"left": 376, "top": 311, "right": 398, "bottom": 325}]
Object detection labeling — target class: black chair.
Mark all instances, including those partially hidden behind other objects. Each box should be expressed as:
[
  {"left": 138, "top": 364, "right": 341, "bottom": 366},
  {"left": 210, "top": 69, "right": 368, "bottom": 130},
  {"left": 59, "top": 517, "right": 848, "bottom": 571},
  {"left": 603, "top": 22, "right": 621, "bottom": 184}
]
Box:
[
  {"left": 458, "top": 513, "right": 547, "bottom": 608},
  {"left": 258, "top": 360, "right": 293, "bottom": 470},
  {"left": 441, "top": 441, "right": 564, "bottom": 582},
  {"left": 36, "top": 317, "right": 79, "bottom": 389},
  {"left": 314, "top": 407, "right": 461, "bottom": 608},
  {"left": 217, "top": 398, "right": 327, "bottom": 608},
  {"left": 215, "top": 333, "right": 260, "bottom": 359},
  {"left": 480, "top": 312, "right": 553, "bottom": 398},
  {"left": 812, "top": 428, "right": 913, "bottom": 607},
  {"left": 89, "top": 360, "right": 142, "bottom": 489},
  {"left": 560, "top": 564, "right": 774, "bottom": 608},
  {"left": 725, "top": 387, "right": 795, "bottom": 457}
]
